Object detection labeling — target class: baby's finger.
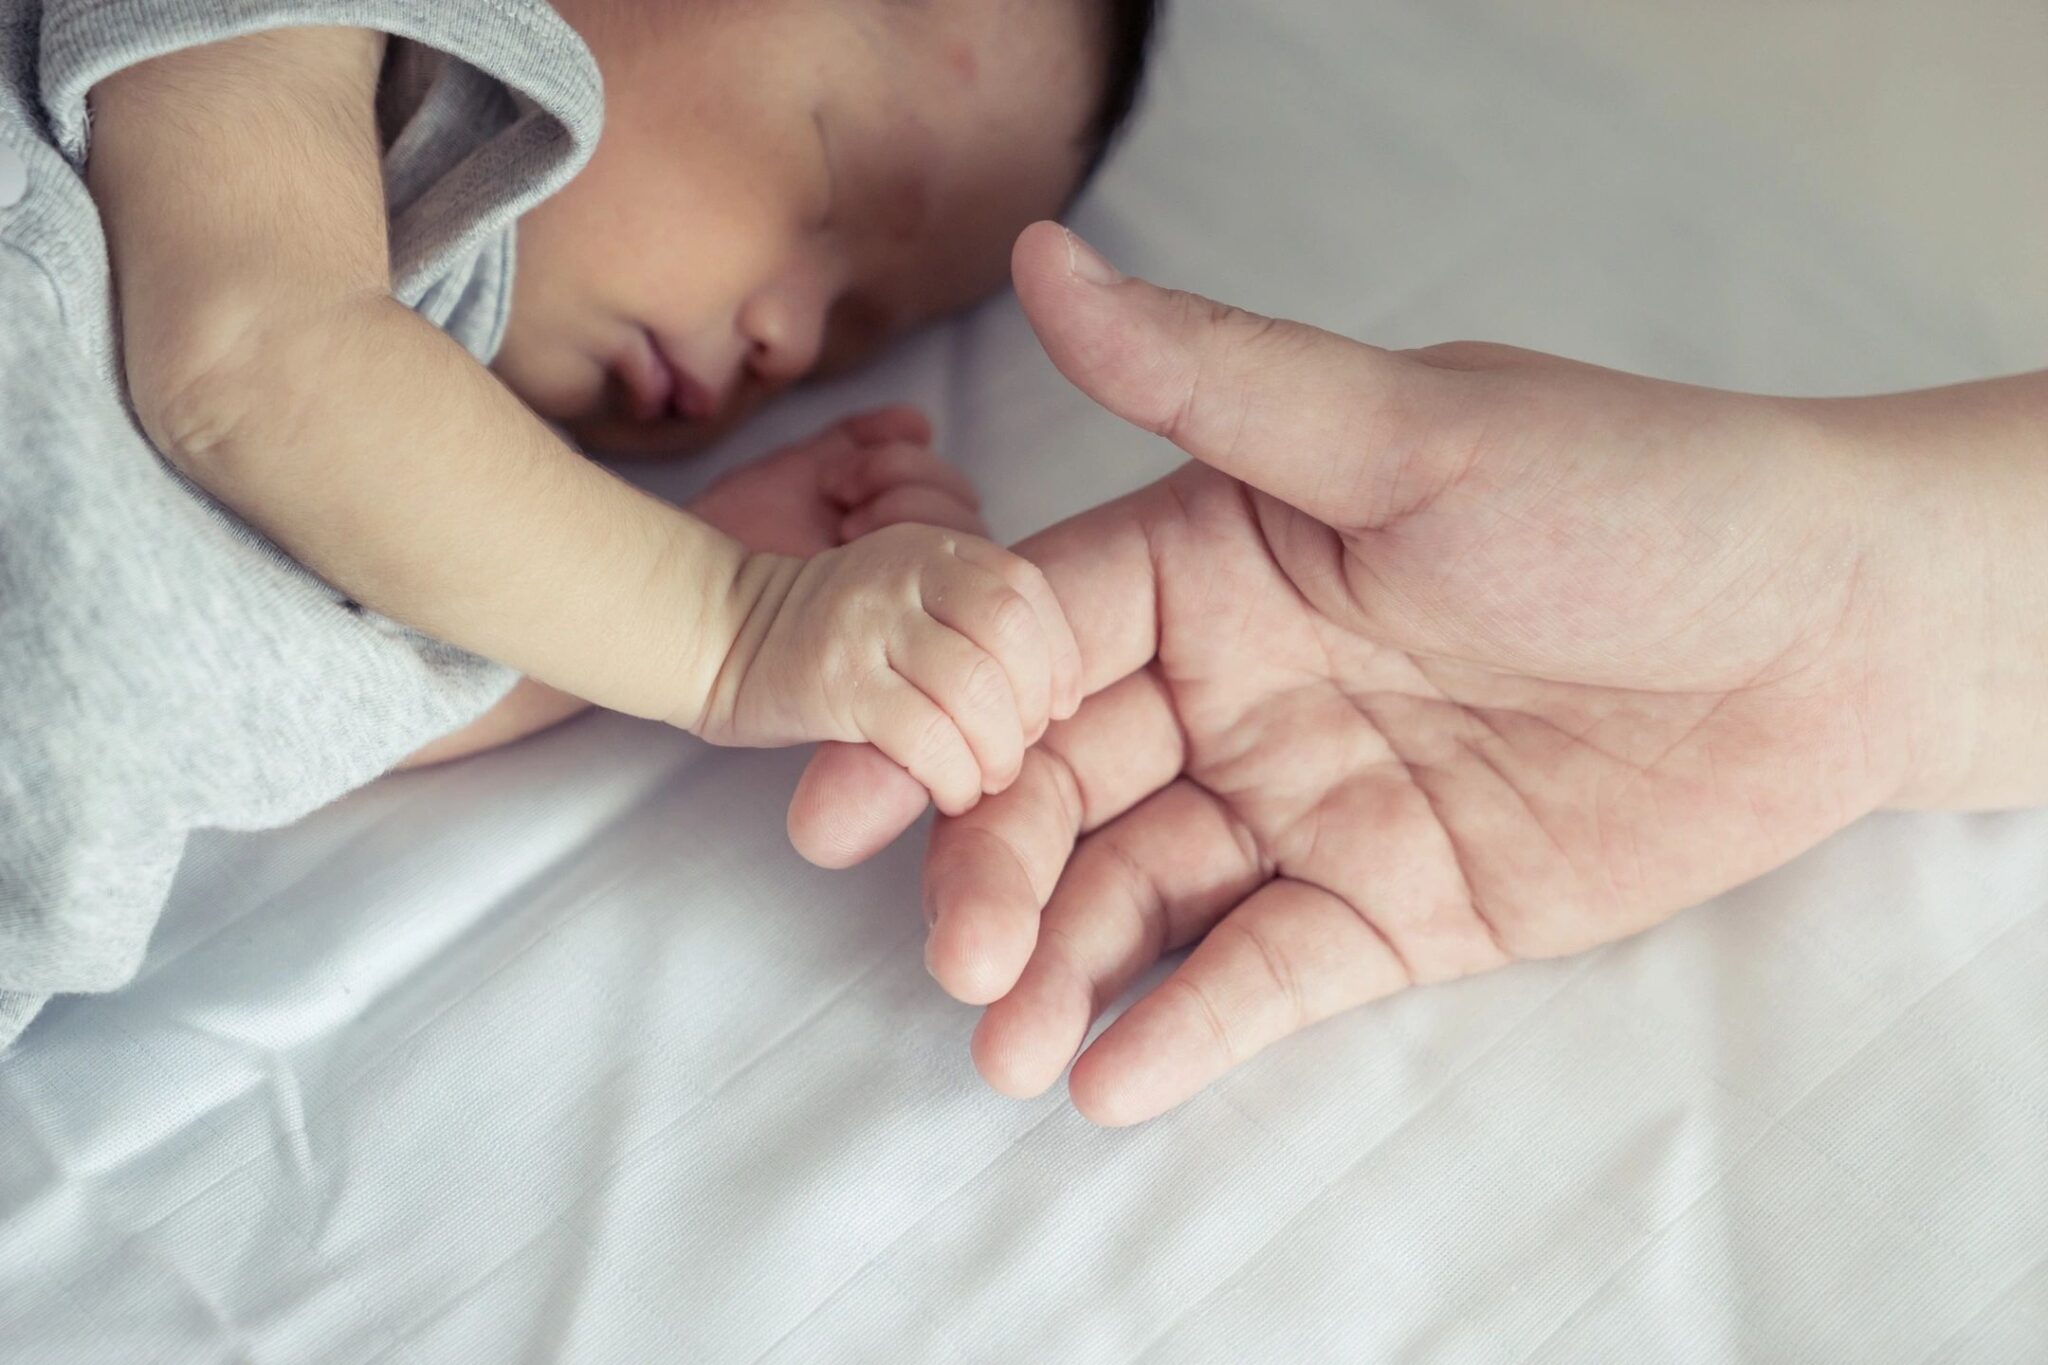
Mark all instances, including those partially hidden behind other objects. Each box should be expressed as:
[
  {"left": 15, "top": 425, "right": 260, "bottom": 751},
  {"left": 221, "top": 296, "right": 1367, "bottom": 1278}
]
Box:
[
  {"left": 837, "top": 404, "right": 934, "bottom": 448},
  {"left": 841, "top": 486, "right": 987, "bottom": 541},
  {"left": 825, "top": 440, "right": 981, "bottom": 509},
  {"left": 922, "top": 555, "right": 1053, "bottom": 746},
  {"left": 891, "top": 619, "right": 1026, "bottom": 795},
  {"left": 856, "top": 670, "right": 984, "bottom": 816},
  {"left": 768, "top": 426, "right": 858, "bottom": 470},
  {"left": 950, "top": 539, "right": 1084, "bottom": 727}
]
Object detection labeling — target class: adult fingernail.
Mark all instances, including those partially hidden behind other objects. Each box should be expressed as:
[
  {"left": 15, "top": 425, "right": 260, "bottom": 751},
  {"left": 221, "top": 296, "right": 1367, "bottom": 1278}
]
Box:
[{"left": 1063, "top": 228, "right": 1122, "bottom": 286}]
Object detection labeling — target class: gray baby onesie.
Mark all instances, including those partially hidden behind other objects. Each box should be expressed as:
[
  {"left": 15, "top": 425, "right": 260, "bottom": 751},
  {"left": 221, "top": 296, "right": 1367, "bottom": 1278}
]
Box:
[{"left": 0, "top": 0, "right": 604, "bottom": 1046}]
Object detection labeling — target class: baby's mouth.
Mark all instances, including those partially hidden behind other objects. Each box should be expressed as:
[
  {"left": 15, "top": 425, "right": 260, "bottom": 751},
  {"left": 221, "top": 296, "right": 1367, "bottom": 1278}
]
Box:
[{"left": 613, "top": 329, "right": 721, "bottom": 424}]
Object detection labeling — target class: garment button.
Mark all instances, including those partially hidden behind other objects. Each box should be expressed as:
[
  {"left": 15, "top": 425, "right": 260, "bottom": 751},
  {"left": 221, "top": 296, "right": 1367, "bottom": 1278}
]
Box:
[{"left": 0, "top": 141, "right": 26, "bottom": 209}]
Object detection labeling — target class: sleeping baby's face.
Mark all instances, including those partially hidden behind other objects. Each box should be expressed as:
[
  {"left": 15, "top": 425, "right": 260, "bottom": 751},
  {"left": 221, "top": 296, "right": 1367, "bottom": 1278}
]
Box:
[{"left": 498, "top": 0, "right": 1106, "bottom": 454}]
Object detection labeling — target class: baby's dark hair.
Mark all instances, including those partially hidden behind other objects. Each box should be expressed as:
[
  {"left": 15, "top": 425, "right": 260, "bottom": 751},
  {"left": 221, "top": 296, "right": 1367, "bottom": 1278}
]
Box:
[{"left": 1078, "top": 0, "right": 1162, "bottom": 187}]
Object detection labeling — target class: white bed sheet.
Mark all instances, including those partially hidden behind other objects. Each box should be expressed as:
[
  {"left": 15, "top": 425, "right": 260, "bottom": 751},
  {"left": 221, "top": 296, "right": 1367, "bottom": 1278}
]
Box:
[{"left": 6, "top": 2, "right": 2048, "bottom": 1360}]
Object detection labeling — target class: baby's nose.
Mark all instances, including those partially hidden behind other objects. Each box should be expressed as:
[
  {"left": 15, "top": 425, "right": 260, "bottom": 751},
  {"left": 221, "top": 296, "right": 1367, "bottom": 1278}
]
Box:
[{"left": 738, "top": 291, "right": 826, "bottom": 387}]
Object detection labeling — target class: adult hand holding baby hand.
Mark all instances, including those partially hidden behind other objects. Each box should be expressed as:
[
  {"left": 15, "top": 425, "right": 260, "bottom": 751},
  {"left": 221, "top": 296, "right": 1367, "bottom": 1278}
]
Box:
[
  {"left": 790, "top": 222, "right": 2048, "bottom": 1124},
  {"left": 669, "top": 399, "right": 1080, "bottom": 814},
  {"left": 691, "top": 512, "right": 1083, "bottom": 818}
]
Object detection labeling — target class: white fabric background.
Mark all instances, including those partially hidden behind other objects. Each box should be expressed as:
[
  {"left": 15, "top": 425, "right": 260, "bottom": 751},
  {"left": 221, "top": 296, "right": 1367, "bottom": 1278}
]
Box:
[{"left": 5, "top": 1, "right": 2047, "bottom": 1359}]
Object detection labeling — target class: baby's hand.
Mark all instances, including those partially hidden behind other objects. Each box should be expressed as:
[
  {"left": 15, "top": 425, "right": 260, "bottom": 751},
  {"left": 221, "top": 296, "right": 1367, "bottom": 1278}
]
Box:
[
  {"left": 698, "top": 526, "right": 1083, "bottom": 815},
  {"left": 688, "top": 406, "right": 986, "bottom": 556}
]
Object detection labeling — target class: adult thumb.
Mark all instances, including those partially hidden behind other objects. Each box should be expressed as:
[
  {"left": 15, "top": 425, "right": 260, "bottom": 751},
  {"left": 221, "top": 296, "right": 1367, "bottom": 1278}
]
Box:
[{"left": 1012, "top": 221, "right": 1471, "bottom": 527}]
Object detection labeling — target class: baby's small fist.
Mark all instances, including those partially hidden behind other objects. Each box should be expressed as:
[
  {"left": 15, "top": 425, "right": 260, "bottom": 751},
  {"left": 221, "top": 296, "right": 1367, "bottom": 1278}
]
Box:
[
  {"left": 843, "top": 532, "right": 1081, "bottom": 810},
  {"left": 788, "top": 527, "right": 1082, "bottom": 816}
]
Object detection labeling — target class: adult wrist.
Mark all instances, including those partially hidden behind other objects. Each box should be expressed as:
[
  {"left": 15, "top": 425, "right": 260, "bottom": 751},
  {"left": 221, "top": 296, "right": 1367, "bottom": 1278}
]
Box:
[{"left": 1819, "top": 377, "right": 2048, "bottom": 809}]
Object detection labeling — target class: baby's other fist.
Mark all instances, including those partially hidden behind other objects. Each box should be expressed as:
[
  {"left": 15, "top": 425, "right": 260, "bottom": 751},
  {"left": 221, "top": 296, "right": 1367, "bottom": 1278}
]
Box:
[{"left": 688, "top": 405, "right": 985, "bottom": 557}]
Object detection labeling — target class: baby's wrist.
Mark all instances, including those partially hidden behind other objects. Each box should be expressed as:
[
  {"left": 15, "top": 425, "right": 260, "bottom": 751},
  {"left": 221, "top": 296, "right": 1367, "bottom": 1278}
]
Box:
[{"left": 668, "top": 546, "right": 804, "bottom": 736}]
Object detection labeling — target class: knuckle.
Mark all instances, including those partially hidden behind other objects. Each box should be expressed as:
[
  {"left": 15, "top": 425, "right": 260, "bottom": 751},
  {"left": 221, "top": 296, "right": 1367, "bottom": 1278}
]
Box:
[
  {"left": 959, "top": 653, "right": 1014, "bottom": 715},
  {"left": 1154, "top": 294, "right": 1308, "bottom": 457},
  {"left": 907, "top": 709, "right": 964, "bottom": 771},
  {"left": 1164, "top": 973, "right": 1242, "bottom": 1067},
  {"left": 985, "top": 589, "right": 1040, "bottom": 648},
  {"left": 1234, "top": 916, "right": 1308, "bottom": 1030},
  {"left": 1006, "top": 557, "right": 1051, "bottom": 597}
]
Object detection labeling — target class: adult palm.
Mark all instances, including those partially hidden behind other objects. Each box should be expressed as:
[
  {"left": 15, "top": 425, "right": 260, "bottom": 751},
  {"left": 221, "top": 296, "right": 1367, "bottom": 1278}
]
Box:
[{"left": 791, "top": 222, "right": 1924, "bottom": 1126}]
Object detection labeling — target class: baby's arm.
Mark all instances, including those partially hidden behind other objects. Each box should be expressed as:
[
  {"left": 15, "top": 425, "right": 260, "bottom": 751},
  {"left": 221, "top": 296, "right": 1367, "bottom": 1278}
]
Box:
[
  {"left": 395, "top": 407, "right": 990, "bottom": 771},
  {"left": 89, "top": 29, "right": 1076, "bottom": 810}
]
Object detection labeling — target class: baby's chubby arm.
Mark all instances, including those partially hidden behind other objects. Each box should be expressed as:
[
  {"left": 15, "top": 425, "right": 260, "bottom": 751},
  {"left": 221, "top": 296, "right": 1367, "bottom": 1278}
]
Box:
[
  {"left": 398, "top": 407, "right": 991, "bottom": 772},
  {"left": 88, "top": 28, "right": 1078, "bottom": 811}
]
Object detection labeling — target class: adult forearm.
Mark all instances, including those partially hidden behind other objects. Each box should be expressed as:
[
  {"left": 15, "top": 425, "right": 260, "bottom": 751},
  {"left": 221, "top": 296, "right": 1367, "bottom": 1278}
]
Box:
[
  {"left": 149, "top": 297, "right": 774, "bottom": 728},
  {"left": 1825, "top": 370, "right": 2048, "bottom": 809}
]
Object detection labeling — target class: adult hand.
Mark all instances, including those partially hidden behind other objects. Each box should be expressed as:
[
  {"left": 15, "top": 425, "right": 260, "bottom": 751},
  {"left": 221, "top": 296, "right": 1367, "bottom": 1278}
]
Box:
[{"left": 790, "top": 222, "right": 2044, "bottom": 1124}]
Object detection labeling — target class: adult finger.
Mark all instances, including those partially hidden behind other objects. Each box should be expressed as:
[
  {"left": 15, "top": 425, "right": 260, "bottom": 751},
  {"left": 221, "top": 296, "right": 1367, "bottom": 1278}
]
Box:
[
  {"left": 786, "top": 742, "right": 931, "bottom": 869},
  {"left": 1011, "top": 221, "right": 1477, "bottom": 528},
  {"left": 995, "top": 481, "right": 1182, "bottom": 718},
  {"left": 970, "top": 779, "right": 1268, "bottom": 1099},
  {"left": 1068, "top": 878, "right": 1413, "bottom": 1127},
  {"left": 923, "top": 667, "right": 1186, "bottom": 1004}
]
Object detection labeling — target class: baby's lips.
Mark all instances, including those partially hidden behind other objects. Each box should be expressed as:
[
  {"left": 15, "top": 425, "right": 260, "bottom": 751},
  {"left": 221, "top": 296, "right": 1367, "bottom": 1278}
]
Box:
[
  {"left": 669, "top": 366, "right": 721, "bottom": 422},
  {"left": 641, "top": 327, "right": 732, "bottom": 423},
  {"left": 613, "top": 329, "right": 674, "bottom": 421}
]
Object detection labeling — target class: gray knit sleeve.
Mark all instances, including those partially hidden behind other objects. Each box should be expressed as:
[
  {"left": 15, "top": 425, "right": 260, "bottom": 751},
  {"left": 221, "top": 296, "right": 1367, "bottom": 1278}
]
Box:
[{"left": 36, "top": 0, "right": 601, "bottom": 165}]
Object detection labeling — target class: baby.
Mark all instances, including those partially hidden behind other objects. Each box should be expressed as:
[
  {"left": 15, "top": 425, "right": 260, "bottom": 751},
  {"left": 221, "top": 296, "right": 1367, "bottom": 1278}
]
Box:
[{"left": 0, "top": 0, "right": 1157, "bottom": 1042}]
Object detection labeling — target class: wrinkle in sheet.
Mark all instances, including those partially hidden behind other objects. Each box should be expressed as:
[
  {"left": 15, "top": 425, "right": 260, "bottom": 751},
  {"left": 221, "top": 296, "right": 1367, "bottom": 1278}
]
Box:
[
  {"left": 1514, "top": 906, "right": 2042, "bottom": 1362},
  {"left": 1927, "top": 1248, "right": 2048, "bottom": 1363},
  {"left": 384, "top": 964, "right": 684, "bottom": 1365},
  {"left": 1124, "top": 951, "right": 1610, "bottom": 1363},
  {"left": 18, "top": 838, "right": 672, "bottom": 1361},
  {"left": 363, "top": 937, "right": 913, "bottom": 1365},
  {"left": 751, "top": 1101, "right": 1076, "bottom": 1365}
]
